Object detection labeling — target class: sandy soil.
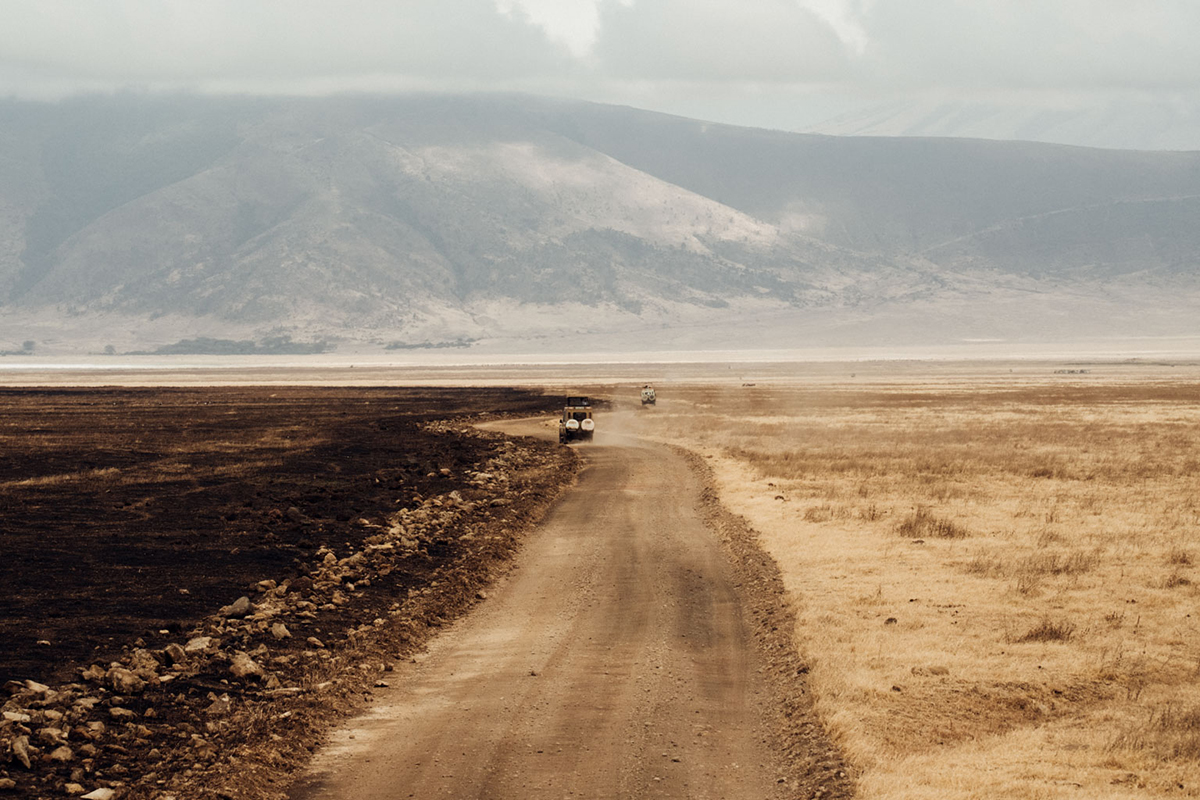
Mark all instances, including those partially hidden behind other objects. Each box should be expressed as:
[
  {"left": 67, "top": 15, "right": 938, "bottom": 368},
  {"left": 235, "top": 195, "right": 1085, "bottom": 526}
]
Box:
[{"left": 288, "top": 420, "right": 817, "bottom": 799}]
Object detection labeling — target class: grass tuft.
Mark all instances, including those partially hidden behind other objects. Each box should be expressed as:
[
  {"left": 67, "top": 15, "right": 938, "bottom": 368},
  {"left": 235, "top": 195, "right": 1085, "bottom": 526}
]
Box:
[
  {"left": 1013, "top": 617, "right": 1076, "bottom": 643},
  {"left": 1166, "top": 549, "right": 1194, "bottom": 566},
  {"left": 1164, "top": 570, "right": 1192, "bottom": 588},
  {"left": 894, "top": 506, "right": 969, "bottom": 539},
  {"left": 1112, "top": 705, "right": 1200, "bottom": 761}
]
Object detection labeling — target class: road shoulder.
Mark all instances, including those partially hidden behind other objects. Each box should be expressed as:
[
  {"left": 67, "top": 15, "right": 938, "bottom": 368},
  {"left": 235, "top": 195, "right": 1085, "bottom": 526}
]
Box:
[{"left": 682, "top": 446, "right": 856, "bottom": 800}]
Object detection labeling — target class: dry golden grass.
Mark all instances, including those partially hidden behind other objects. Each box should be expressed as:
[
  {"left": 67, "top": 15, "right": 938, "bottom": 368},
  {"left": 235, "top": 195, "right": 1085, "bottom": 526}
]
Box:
[{"left": 620, "top": 377, "right": 1200, "bottom": 798}]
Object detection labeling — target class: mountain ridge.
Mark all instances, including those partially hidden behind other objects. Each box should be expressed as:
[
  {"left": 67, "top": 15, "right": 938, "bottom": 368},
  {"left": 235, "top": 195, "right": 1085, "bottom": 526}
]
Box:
[{"left": 1, "top": 93, "right": 1197, "bottom": 353}]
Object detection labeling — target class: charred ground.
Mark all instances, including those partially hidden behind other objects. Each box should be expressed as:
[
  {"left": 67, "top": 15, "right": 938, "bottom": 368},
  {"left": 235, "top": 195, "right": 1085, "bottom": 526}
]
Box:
[
  {"left": 0, "top": 386, "right": 577, "bottom": 799},
  {"left": 0, "top": 386, "right": 562, "bottom": 685}
]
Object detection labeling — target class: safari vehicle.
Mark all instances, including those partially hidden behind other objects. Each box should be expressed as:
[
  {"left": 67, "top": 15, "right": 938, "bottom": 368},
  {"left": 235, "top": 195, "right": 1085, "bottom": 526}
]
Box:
[
  {"left": 640, "top": 385, "right": 656, "bottom": 405},
  {"left": 559, "top": 396, "right": 595, "bottom": 443}
]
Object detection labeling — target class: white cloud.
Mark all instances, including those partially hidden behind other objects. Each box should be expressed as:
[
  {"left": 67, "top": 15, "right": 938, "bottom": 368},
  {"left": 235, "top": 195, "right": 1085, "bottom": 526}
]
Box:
[
  {"left": 795, "top": 0, "right": 869, "bottom": 55},
  {"left": 858, "top": 0, "right": 1200, "bottom": 91},
  {"left": 0, "top": 0, "right": 572, "bottom": 90},
  {"left": 593, "top": 0, "right": 850, "bottom": 82},
  {"left": 495, "top": 0, "right": 603, "bottom": 57},
  {"left": 2, "top": 0, "right": 1200, "bottom": 145}
]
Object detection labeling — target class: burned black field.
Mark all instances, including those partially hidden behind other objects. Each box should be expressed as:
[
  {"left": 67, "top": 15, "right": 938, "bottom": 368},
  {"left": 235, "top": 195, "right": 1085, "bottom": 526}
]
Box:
[
  {"left": 0, "top": 385, "right": 579, "bottom": 798},
  {"left": 0, "top": 385, "right": 566, "bottom": 685}
]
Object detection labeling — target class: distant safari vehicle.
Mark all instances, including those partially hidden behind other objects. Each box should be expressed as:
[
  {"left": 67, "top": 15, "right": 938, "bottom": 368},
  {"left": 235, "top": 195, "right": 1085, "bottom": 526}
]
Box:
[
  {"left": 640, "top": 385, "right": 656, "bottom": 405},
  {"left": 559, "top": 396, "right": 595, "bottom": 443}
]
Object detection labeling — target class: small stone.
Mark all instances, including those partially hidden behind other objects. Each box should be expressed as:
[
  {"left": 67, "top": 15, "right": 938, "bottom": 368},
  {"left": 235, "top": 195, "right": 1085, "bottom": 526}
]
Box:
[
  {"left": 128, "top": 648, "right": 161, "bottom": 674},
  {"left": 49, "top": 745, "right": 74, "bottom": 762},
  {"left": 79, "top": 665, "right": 106, "bottom": 683},
  {"left": 229, "top": 652, "right": 264, "bottom": 680},
  {"left": 11, "top": 735, "right": 32, "bottom": 768},
  {"left": 0, "top": 778, "right": 16, "bottom": 790},
  {"left": 106, "top": 667, "right": 146, "bottom": 694},
  {"left": 184, "top": 636, "right": 213, "bottom": 654},
  {"left": 2, "top": 711, "right": 30, "bottom": 723},
  {"left": 206, "top": 694, "right": 233, "bottom": 716},
  {"left": 306, "top": 637, "right": 325, "bottom": 649},
  {"left": 163, "top": 643, "right": 187, "bottom": 664},
  {"left": 37, "top": 727, "right": 67, "bottom": 746},
  {"left": 109, "top": 707, "right": 137, "bottom": 720},
  {"left": 81, "top": 790, "right": 116, "bottom": 800},
  {"left": 65, "top": 784, "right": 85, "bottom": 796},
  {"left": 270, "top": 623, "right": 291, "bottom": 640},
  {"left": 219, "top": 596, "right": 253, "bottom": 618},
  {"left": 255, "top": 579, "right": 278, "bottom": 593},
  {"left": 23, "top": 679, "right": 50, "bottom": 695}
]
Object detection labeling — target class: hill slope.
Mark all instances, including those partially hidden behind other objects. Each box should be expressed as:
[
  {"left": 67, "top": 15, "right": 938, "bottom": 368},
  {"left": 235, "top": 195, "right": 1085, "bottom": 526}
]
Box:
[{"left": 1, "top": 94, "right": 1197, "bottom": 353}]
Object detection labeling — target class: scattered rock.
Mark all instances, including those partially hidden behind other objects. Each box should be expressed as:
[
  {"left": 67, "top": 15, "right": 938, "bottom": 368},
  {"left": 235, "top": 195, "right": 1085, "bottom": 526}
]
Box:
[
  {"left": 37, "top": 727, "right": 67, "bottom": 746},
  {"left": 79, "top": 664, "right": 106, "bottom": 682},
  {"left": 64, "top": 784, "right": 85, "bottom": 796},
  {"left": 11, "top": 735, "right": 32, "bottom": 768},
  {"left": 219, "top": 596, "right": 253, "bottom": 618},
  {"left": 229, "top": 652, "right": 264, "bottom": 681},
  {"left": 81, "top": 789, "right": 116, "bottom": 800},
  {"left": 184, "top": 636, "right": 214, "bottom": 654},
  {"left": 106, "top": 667, "right": 146, "bottom": 694},
  {"left": 163, "top": 642, "right": 187, "bottom": 665},
  {"left": 0, "top": 777, "right": 16, "bottom": 789},
  {"left": 206, "top": 694, "right": 233, "bottom": 716},
  {"left": 49, "top": 744, "right": 74, "bottom": 762},
  {"left": 270, "top": 622, "right": 292, "bottom": 640}
]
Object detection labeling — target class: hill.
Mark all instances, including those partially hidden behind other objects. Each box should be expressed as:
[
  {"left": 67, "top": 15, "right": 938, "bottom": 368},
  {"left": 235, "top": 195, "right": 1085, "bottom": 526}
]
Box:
[{"left": 1, "top": 94, "right": 1197, "bottom": 354}]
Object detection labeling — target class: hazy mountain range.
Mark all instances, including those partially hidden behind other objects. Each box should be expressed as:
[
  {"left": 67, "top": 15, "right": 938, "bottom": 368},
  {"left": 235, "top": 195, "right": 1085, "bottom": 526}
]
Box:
[
  {"left": 1, "top": 93, "right": 1198, "bottom": 354},
  {"left": 804, "top": 95, "right": 1200, "bottom": 152}
]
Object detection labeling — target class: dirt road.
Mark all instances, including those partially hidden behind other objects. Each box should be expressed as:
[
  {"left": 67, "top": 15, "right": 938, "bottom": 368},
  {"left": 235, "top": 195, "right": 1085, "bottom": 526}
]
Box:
[{"left": 289, "top": 420, "right": 788, "bottom": 800}]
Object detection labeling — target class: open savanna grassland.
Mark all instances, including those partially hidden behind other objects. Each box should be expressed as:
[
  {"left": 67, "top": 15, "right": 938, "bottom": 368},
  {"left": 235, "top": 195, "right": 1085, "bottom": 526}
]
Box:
[{"left": 622, "top": 371, "right": 1200, "bottom": 799}]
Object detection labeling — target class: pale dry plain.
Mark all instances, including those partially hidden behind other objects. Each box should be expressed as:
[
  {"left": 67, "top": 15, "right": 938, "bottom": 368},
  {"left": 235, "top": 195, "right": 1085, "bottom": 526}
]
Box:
[
  {"left": 612, "top": 361, "right": 1200, "bottom": 800},
  {"left": 4, "top": 356, "right": 1199, "bottom": 798}
]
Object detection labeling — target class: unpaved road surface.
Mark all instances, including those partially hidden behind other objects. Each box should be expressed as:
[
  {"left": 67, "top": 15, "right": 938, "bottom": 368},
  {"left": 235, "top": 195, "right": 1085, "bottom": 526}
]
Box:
[{"left": 289, "top": 420, "right": 788, "bottom": 799}]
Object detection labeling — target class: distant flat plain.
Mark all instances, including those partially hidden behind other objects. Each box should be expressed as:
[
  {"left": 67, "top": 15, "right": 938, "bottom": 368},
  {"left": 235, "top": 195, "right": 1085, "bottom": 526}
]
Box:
[{"left": 5, "top": 355, "right": 1199, "bottom": 799}]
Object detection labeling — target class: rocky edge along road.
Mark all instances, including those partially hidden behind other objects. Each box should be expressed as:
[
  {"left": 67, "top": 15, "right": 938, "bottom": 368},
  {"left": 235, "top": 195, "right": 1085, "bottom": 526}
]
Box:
[{"left": 289, "top": 418, "right": 852, "bottom": 800}]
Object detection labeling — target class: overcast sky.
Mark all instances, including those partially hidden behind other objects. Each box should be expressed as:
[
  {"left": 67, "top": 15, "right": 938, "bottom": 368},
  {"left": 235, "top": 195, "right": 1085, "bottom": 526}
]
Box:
[{"left": 3, "top": 1, "right": 1199, "bottom": 140}]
